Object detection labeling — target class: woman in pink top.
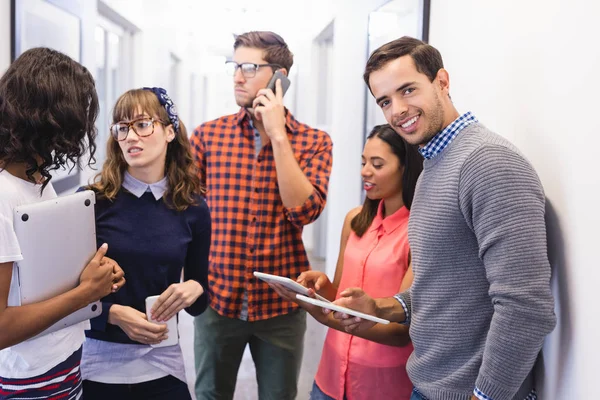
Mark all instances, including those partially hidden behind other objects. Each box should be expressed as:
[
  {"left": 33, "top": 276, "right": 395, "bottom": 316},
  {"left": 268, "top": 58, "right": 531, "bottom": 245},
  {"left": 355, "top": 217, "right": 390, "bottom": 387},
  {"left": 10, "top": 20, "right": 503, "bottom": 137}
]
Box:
[{"left": 271, "top": 124, "right": 423, "bottom": 399}]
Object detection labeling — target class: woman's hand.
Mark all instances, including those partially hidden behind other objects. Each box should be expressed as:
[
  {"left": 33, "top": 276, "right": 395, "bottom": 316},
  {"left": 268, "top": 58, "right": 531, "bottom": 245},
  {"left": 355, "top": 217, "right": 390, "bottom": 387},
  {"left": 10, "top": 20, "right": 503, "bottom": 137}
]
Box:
[
  {"left": 100, "top": 256, "right": 126, "bottom": 293},
  {"left": 268, "top": 283, "right": 329, "bottom": 325},
  {"left": 108, "top": 304, "right": 168, "bottom": 345},
  {"left": 151, "top": 280, "right": 204, "bottom": 322},
  {"left": 296, "top": 270, "right": 331, "bottom": 292}
]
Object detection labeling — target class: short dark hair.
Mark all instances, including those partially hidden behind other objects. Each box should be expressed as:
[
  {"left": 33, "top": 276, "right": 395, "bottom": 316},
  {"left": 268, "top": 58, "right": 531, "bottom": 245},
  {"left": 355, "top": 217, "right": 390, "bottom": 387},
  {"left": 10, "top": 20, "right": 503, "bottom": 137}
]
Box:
[
  {"left": 363, "top": 36, "right": 444, "bottom": 92},
  {"left": 0, "top": 47, "right": 99, "bottom": 190},
  {"left": 351, "top": 124, "right": 423, "bottom": 237},
  {"left": 234, "top": 31, "right": 294, "bottom": 73}
]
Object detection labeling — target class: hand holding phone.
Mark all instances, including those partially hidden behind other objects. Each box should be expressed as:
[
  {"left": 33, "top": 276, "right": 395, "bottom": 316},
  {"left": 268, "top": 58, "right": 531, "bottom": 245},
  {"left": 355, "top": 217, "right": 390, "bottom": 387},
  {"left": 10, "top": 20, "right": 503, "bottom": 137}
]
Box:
[
  {"left": 251, "top": 70, "right": 291, "bottom": 139},
  {"left": 265, "top": 70, "right": 291, "bottom": 97},
  {"left": 145, "top": 295, "right": 178, "bottom": 348}
]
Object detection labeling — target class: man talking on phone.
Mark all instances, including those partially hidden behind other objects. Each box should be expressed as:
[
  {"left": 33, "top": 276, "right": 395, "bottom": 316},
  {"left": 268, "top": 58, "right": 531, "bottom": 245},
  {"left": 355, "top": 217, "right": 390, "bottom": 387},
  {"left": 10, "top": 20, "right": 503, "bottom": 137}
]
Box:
[{"left": 190, "top": 31, "right": 333, "bottom": 400}]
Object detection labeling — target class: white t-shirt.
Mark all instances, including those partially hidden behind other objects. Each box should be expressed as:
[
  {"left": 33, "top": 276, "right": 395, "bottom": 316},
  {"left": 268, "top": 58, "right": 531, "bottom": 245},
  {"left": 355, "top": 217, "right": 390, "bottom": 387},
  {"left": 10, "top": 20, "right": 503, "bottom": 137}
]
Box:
[{"left": 0, "top": 169, "right": 86, "bottom": 378}]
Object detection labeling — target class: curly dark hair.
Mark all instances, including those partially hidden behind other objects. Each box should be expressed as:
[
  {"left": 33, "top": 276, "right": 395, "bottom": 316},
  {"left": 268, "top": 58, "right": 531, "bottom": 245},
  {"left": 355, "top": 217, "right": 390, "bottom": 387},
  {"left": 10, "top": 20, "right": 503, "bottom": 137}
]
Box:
[{"left": 0, "top": 47, "right": 99, "bottom": 191}]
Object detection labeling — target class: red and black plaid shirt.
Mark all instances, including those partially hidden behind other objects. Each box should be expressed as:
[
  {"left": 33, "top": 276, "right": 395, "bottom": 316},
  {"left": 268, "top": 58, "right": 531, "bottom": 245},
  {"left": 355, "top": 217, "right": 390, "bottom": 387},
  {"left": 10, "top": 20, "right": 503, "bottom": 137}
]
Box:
[{"left": 190, "top": 108, "right": 333, "bottom": 321}]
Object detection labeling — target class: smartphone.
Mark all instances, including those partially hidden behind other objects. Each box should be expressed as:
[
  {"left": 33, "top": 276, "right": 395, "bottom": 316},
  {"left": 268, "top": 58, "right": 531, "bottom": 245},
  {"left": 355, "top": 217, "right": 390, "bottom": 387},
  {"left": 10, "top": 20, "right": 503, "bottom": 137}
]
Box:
[
  {"left": 266, "top": 70, "right": 291, "bottom": 97},
  {"left": 145, "top": 295, "right": 179, "bottom": 348}
]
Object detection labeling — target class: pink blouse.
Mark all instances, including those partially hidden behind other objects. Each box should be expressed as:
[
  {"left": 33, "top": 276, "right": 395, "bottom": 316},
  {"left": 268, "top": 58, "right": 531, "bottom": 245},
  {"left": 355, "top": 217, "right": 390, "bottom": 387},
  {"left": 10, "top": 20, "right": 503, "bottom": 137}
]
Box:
[{"left": 315, "top": 202, "right": 413, "bottom": 400}]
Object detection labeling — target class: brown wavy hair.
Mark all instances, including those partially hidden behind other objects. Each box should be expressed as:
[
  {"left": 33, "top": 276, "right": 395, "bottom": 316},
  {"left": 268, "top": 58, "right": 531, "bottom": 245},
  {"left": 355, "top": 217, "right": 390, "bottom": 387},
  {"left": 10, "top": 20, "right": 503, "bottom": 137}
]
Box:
[
  {"left": 234, "top": 31, "right": 294, "bottom": 73},
  {"left": 351, "top": 124, "right": 423, "bottom": 237},
  {"left": 0, "top": 47, "right": 98, "bottom": 191},
  {"left": 89, "top": 89, "right": 203, "bottom": 211}
]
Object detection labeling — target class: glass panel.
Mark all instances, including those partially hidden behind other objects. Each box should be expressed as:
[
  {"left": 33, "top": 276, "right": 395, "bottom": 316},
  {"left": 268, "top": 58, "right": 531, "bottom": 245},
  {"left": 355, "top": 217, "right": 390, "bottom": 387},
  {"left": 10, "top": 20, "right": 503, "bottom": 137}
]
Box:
[
  {"left": 108, "top": 32, "right": 121, "bottom": 107},
  {"left": 95, "top": 26, "right": 107, "bottom": 162}
]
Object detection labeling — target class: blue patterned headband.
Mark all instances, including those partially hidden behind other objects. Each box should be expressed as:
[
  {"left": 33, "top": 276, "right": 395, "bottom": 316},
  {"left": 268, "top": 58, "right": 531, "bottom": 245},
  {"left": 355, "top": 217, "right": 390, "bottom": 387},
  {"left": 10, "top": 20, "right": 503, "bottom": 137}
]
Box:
[{"left": 142, "top": 87, "right": 180, "bottom": 133}]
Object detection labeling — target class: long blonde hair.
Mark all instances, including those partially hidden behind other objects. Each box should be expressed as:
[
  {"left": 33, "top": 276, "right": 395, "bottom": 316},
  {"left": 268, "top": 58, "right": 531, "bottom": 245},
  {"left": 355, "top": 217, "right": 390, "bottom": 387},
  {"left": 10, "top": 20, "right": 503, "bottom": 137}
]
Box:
[{"left": 89, "top": 89, "right": 204, "bottom": 211}]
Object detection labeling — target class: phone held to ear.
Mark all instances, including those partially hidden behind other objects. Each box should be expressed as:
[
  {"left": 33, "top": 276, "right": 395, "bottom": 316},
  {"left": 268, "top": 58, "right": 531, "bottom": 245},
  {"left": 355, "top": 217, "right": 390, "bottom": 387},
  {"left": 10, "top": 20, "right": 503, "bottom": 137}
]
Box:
[{"left": 266, "top": 70, "right": 291, "bottom": 97}]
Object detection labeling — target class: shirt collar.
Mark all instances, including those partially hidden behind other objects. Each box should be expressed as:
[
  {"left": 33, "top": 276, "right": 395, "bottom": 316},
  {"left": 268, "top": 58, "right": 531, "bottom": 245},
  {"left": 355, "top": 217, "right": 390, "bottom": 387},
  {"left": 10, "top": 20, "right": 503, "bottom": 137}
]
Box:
[
  {"left": 419, "top": 111, "right": 478, "bottom": 159},
  {"left": 122, "top": 171, "right": 168, "bottom": 200},
  {"left": 368, "top": 200, "right": 410, "bottom": 234}
]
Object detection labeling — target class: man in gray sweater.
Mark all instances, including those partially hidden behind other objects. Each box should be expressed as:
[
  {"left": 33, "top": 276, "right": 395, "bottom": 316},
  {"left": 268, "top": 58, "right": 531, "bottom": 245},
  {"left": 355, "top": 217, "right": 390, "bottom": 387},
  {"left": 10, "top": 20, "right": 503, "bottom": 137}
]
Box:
[{"left": 330, "top": 37, "right": 556, "bottom": 400}]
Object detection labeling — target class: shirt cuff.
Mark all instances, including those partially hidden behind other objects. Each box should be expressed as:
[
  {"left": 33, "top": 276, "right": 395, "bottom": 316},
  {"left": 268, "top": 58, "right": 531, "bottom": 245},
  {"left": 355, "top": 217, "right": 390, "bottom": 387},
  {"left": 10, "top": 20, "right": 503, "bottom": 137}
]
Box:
[
  {"left": 393, "top": 294, "right": 410, "bottom": 325},
  {"left": 474, "top": 387, "right": 493, "bottom": 400},
  {"left": 90, "top": 301, "right": 114, "bottom": 332}
]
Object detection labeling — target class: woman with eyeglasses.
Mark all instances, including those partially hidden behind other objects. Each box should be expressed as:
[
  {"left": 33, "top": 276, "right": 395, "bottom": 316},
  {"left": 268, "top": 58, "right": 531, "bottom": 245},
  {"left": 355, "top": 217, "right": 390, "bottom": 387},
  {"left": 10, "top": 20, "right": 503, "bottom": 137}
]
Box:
[{"left": 79, "top": 88, "right": 210, "bottom": 399}]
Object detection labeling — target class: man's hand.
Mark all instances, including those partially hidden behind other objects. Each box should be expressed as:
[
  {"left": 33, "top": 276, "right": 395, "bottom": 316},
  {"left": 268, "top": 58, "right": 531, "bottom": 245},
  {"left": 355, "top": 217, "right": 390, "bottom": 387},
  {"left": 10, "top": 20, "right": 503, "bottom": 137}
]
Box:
[
  {"left": 329, "top": 287, "right": 378, "bottom": 333},
  {"left": 252, "top": 78, "right": 287, "bottom": 141}
]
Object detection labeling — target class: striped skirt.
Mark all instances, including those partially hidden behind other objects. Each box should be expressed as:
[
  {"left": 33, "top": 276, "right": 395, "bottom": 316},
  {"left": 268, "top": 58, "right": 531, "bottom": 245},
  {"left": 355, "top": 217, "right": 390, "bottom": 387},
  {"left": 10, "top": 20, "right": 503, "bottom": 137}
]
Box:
[{"left": 0, "top": 346, "right": 82, "bottom": 399}]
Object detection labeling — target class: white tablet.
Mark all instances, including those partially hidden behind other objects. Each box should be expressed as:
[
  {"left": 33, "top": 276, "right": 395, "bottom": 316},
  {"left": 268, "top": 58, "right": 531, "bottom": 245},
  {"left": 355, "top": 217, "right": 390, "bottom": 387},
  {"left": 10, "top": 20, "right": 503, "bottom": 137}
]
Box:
[
  {"left": 295, "top": 294, "right": 390, "bottom": 325},
  {"left": 253, "top": 271, "right": 331, "bottom": 303},
  {"left": 145, "top": 295, "right": 178, "bottom": 348},
  {"left": 13, "top": 190, "right": 102, "bottom": 337}
]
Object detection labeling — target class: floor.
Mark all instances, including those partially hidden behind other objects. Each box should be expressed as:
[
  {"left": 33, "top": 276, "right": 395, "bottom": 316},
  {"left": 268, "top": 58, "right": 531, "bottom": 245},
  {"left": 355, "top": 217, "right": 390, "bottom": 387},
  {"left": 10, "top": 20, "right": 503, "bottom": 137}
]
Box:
[{"left": 178, "top": 255, "right": 328, "bottom": 400}]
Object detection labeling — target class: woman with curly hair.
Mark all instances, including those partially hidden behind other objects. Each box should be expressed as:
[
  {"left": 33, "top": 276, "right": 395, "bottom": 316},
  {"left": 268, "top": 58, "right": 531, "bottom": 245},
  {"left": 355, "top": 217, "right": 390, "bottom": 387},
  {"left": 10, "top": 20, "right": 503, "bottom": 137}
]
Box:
[
  {"left": 80, "top": 88, "right": 211, "bottom": 399},
  {"left": 0, "top": 47, "right": 125, "bottom": 399}
]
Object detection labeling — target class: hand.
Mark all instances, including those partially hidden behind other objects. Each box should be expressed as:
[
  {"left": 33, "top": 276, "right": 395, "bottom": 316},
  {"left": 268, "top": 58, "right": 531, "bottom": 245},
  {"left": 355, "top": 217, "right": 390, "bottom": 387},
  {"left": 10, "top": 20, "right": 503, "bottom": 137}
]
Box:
[
  {"left": 79, "top": 244, "right": 123, "bottom": 302},
  {"left": 268, "top": 283, "right": 329, "bottom": 324},
  {"left": 471, "top": 396, "right": 479, "bottom": 400},
  {"left": 329, "top": 287, "right": 378, "bottom": 333},
  {"left": 252, "top": 78, "right": 287, "bottom": 140},
  {"left": 268, "top": 282, "right": 299, "bottom": 303},
  {"left": 99, "top": 256, "right": 126, "bottom": 293},
  {"left": 151, "top": 280, "right": 204, "bottom": 322},
  {"left": 109, "top": 304, "right": 168, "bottom": 345},
  {"left": 296, "top": 270, "right": 331, "bottom": 292}
]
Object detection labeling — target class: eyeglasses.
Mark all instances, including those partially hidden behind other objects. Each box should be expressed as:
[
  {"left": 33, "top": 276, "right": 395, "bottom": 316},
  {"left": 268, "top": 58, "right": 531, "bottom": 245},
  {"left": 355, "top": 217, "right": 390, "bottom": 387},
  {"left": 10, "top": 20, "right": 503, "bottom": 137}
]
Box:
[
  {"left": 109, "top": 117, "right": 166, "bottom": 141},
  {"left": 224, "top": 61, "right": 282, "bottom": 78}
]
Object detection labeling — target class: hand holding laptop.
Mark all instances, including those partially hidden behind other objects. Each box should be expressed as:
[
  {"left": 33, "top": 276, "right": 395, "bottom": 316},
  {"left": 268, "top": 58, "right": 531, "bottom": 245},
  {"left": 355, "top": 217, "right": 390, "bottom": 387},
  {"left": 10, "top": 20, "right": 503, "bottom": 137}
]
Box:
[{"left": 79, "top": 243, "right": 126, "bottom": 302}]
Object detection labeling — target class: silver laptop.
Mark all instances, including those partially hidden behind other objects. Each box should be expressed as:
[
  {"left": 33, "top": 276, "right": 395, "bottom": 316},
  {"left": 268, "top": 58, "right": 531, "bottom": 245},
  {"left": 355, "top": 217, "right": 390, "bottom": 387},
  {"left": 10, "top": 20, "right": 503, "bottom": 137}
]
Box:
[{"left": 13, "top": 190, "right": 102, "bottom": 337}]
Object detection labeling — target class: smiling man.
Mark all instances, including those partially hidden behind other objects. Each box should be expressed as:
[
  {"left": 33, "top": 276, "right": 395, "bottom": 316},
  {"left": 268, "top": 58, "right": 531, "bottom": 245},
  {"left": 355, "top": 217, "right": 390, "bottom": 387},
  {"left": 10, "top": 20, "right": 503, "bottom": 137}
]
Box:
[
  {"left": 330, "top": 37, "right": 556, "bottom": 400},
  {"left": 190, "top": 31, "right": 332, "bottom": 400}
]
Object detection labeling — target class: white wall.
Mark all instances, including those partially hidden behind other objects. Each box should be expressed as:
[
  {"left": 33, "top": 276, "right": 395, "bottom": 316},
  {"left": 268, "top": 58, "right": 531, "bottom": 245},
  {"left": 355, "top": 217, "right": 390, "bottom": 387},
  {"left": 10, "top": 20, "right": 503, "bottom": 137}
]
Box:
[
  {"left": 322, "top": 0, "right": 389, "bottom": 276},
  {"left": 0, "top": 1, "right": 10, "bottom": 74},
  {"left": 429, "top": 0, "right": 600, "bottom": 397}
]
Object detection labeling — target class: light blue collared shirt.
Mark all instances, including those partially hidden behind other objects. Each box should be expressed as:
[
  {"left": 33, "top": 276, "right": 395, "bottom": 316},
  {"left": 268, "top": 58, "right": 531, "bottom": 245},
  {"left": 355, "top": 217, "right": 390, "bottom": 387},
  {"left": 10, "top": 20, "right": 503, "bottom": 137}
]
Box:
[
  {"left": 122, "top": 171, "right": 167, "bottom": 200},
  {"left": 419, "top": 111, "right": 477, "bottom": 159}
]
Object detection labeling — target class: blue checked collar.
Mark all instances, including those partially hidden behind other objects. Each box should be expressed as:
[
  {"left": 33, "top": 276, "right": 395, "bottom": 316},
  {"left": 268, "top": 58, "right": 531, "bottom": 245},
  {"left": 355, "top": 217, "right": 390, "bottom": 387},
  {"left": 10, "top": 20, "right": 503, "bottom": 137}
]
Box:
[
  {"left": 419, "top": 112, "right": 477, "bottom": 159},
  {"left": 123, "top": 171, "right": 167, "bottom": 200}
]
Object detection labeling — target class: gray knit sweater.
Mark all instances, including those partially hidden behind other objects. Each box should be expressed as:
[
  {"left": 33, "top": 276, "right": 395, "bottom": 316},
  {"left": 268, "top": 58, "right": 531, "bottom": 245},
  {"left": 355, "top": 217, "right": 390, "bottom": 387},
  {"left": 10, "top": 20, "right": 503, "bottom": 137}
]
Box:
[{"left": 399, "top": 123, "right": 556, "bottom": 400}]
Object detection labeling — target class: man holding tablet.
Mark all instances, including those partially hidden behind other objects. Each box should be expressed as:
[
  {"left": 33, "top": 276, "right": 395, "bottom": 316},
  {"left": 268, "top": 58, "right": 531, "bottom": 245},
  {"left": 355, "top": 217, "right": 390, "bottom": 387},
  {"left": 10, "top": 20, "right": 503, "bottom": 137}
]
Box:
[{"left": 331, "top": 37, "right": 556, "bottom": 400}]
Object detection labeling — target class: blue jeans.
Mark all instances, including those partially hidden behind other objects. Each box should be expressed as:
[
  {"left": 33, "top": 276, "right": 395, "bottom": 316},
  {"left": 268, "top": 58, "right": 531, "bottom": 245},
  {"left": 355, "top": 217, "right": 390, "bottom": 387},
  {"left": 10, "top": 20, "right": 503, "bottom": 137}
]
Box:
[
  {"left": 410, "top": 388, "right": 427, "bottom": 400},
  {"left": 310, "top": 381, "right": 347, "bottom": 400}
]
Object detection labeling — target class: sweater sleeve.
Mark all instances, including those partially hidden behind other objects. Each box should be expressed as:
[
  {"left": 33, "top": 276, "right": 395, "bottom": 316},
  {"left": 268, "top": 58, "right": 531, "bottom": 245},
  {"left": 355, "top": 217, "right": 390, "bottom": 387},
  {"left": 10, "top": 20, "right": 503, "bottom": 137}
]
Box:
[
  {"left": 459, "top": 144, "right": 556, "bottom": 400},
  {"left": 183, "top": 198, "right": 211, "bottom": 316}
]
